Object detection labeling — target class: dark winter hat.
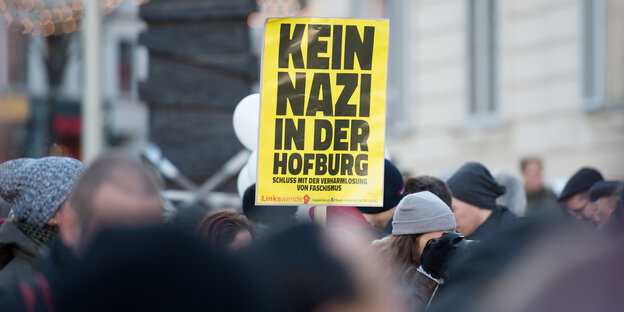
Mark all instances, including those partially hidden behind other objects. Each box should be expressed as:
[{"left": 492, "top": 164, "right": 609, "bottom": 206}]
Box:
[
  {"left": 589, "top": 181, "right": 621, "bottom": 202},
  {"left": 242, "top": 184, "right": 297, "bottom": 225},
  {"left": 242, "top": 184, "right": 256, "bottom": 218},
  {"left": 558, "top": 168, "right": 604, "bottom": 201},
  {"left": 357, "top": 159, "right": 404, "bottom": 214},
  {"left": 446, "top": 162, "right": 506, "bottom": 211},
  {"left": 0, "top": 157, "right": 85, "bottom": 227}
]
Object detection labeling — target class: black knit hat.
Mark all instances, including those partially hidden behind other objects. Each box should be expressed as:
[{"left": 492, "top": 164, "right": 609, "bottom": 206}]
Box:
[
  {"left": 242, "top": 184, "right": 297, "bottom": 225},
  {"left": 446, "top": 162, "right": 506, "bottom": 211},
  {"left": 558, "top": 168, "right": 604, "bottom": 201},
  {"left": 589, "top": 180, "right": 621, "bottom": 202},
  {"left": 357, "top": 159, "right": 404, "bottom": 214}
]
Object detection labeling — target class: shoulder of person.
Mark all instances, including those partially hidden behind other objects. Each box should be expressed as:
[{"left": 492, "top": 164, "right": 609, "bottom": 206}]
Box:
[
  {"left": 498, "top": 206, "right": 519, "bottom": 223},
  {"left": 371, "top": 235, "right": 391, "bottom": 247},
  {"left": 0, "top": 255, "right": 36, "bottom": 293}
]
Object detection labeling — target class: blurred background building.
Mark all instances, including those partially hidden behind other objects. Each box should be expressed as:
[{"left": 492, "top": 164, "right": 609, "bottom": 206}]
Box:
[
  {"left": 302, "top": 0, "right": 624, "bottom": 184},
  {"left": 1, "top": 0, "right": 149, "bottom": 161},
  {"left": 1, "top": 0, "right": 623, "bottom": 194}
]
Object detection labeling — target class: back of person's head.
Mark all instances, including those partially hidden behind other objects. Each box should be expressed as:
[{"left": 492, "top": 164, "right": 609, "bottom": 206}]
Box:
[
  {"left": 56, "top": 225, "right": 253, "bottom": 312},
  {"left": 0, "top": 156, "right": 84, "bottom": 228},
  {"left": 404, "top": 175, "right": 452, "bottom": 207},
  {"left": 242, "top": 184, "right": 297, "bottom": 227},
  {"left": 357, "top": 159, "right": 404, "bottom": 214},
  {"left": 495, "top": 171, "right": 527, "bottom": 216},
  {"left": 64, "top": 152, "right": 162, "bottom": 250},
  {"left": 238, "top": 224, "right": 355, "bottom": 312},
  {"left": 195, "top": 210, "right": 255, "bottom": 252},
  {"left": 240, "top": 224, "right": 404, "bottom": 312},
  {"left": 589, "top": 181, "right": 622, "bottom": 202},
  {"left": 595, "top": 184, "right": 624, "bottom": 234}
]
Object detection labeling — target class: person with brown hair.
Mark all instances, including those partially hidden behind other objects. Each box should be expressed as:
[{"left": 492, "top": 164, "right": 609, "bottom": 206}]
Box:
[
  {"left": 404, "top": 176, "right": 453, "bottom": 207},
  {"left": 195, "top": 210, "right": 255, "bottom": 252},
  {"left": 375, "top": 191, "right": 460, "bottom": 310}
]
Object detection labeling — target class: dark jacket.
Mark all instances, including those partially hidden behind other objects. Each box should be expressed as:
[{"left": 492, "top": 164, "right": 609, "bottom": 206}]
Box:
[
  {"left": 525, "top": 188, "right": 559, "bottom": 215},
  {"left": 0, "top": 221, "right": 41, "bottom": 292},
  {"left": 468, "top": 206, "right": 517, "bottom": 241},
  {"left": 0, "top": 240, "right": 76, "bottom": 312},
  {"left": 599, "top": 207, "right": 624, "bottom": 236}
]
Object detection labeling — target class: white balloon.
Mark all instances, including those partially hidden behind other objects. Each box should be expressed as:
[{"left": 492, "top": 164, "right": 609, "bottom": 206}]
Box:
[
  {"left": 247, "top": 150, "right": 258, "bottom": 183},
  {"left": 233, "top": 93, "right": 260, "bottom": 150},
  {"left": 237, "top": 164, "right": 253, "bottom": 198}
]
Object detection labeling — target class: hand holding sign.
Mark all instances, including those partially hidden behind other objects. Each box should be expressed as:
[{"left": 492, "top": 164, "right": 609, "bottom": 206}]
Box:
[{"left": 233, "top": 93, "right": 260, "bottom": 151}]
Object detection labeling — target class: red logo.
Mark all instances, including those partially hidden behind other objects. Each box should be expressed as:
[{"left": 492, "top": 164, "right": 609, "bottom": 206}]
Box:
[{"left": 303, "top": 194, "right": 310, "bottom": 204}]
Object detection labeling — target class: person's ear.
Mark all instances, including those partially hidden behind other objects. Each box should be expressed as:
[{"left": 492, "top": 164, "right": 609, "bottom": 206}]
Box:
[
  {"left": 47, "top": 210, "right": 61, "bottom": 228},
  {"left": 58, "top": 202, "right": 81, "bottom": 251}
]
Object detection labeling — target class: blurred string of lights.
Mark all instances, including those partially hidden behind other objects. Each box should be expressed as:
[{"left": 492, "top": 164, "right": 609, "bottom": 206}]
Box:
[
  {"left": 0, "top": 0, "right": 150, "bottom": 36},
  {"left": 248, "top": 0, "right": 308, "bottom": 29}
]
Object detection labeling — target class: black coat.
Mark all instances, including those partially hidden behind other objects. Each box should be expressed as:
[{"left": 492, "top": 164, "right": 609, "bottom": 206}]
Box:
[
  {"left": 0, "top": 221, "right": 40, "bottom": 293},
  {"left": 599, "top": 207, "right": 624, "bottom": 236},
  {"left": 0, "top": 236, "right": 77, "bottom": 311},
  {"left": 468, "top": 206, "right": 518, "bottom": 241}
]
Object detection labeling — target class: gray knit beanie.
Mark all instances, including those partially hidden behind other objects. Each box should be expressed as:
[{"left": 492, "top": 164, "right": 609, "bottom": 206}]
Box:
[
  {"left": 0, "top": 157, "right": 85, "bottom": 228},
  {"left": 392, "top": 191, "right": 456, "bottom": 235}
]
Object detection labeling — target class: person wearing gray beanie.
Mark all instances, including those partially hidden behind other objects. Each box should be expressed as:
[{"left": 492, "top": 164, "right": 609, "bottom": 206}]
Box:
[
  {"left": 392, "top": 191, "right": 457, "bottom": 236},
  {"left": 374, "top": 191, "right": 461, "bottom": 310},
  {"left": 0, "top": 156, "right": 84, "bottom": 291}
]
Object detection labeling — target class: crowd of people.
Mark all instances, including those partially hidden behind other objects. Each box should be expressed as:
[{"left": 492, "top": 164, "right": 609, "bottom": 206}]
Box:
[{"left": 0, "top": 153, "right": 621, "bottom": 311}]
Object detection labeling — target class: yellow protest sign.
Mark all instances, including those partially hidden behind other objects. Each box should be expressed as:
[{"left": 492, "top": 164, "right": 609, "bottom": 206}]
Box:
[{"left": 256, "top": 17, "right": 389, "bottom": 206}]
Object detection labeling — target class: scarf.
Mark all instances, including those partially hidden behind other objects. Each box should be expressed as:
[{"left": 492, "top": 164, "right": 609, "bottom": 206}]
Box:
[{"left": 17, "top": 222, "right": 58, "bottom": 247}]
